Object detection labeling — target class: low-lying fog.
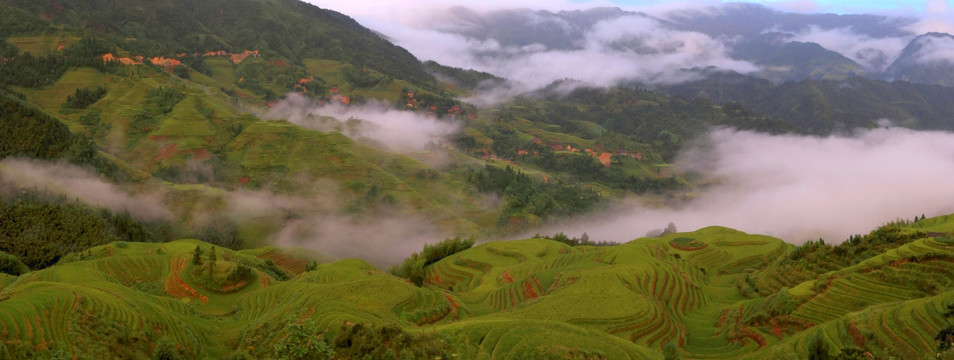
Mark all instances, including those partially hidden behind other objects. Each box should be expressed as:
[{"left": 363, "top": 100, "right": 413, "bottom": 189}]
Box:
[{"left": 543, "top": 127, "right": 954, "bottom": 244}]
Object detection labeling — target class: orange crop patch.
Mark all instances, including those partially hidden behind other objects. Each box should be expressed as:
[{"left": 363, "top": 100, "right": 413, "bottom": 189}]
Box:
[
  {"left": 153, "top": 143, "right": 178, "bottom": 161},
  {"left": 257, "top": 250, "right": 309, "bottom": 275},
  {"left": 501, "top": 269, "right": 514, "bottom": 283},
  {"left": 164, "top": 258, "right": 209, "bottom": 303},
  {"left": 522, "top": 279, "right": 539, "bottom": 300}
]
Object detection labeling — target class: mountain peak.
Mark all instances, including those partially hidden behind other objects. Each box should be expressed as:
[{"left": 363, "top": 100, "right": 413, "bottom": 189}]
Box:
[{"left": 884, "top": 31, "right": 954, "bottom": 85}]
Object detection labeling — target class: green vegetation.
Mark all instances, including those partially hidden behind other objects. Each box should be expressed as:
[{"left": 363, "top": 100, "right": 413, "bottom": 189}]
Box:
[
  {"left": 0, "top": 251, "right": 29, "bottom": 276},
  {"left": 423, "top": 60, "right": 504, "bottom": 90},
  {"left": 62, "top": 86, "right": 107, "bottom": 110},
  {"left": 0, "top": 216, "right": 949, "bottom": 358},
  {"left": 2, "top": 1, "right": 954, "bottom": 358},
  {"left": 146, "top": 86, "right": 187, "bottom": 115},
  {"left": 0, "top": 36, "right": 116, "bottom": 88},
  {"left": 391, "top": 236, "right": 475, "bottom": 285},
  {"left": 0, "top": 189, "right": 171, "bottom": 269},
  {"left": 470, "top": 164, "right": 601, "bottom": 228},
  {"left": 664, "top": 73, "right": 954, "bottom": 134},
  {"left": 0, "top": 82, "right": 119, "bottom": 180},
  {"left": 235, "top": 57, "right": 313, "bottom": 100},
  {"left": 750, "top": 220, "right": 931, "bottom": 296},
  {"left": 2, "top": 0, "right": 436, "bottom": 88}
]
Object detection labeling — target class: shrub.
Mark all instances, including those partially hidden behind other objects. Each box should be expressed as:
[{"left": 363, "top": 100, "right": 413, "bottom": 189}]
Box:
[
  {"left": 274, "top": 319, "right": 333, "bottom": 360},
  {"left": 146, "top": 86, "right": 186, "bottom": 114},
  {"left": 332, "top": 322, "right": 452, "bottom": 360},
  {"left": 152, "top": 337, "right": 181, "bottom": 360},
  {"left": 63, "top": 86, "right": 107, "bottom": 110},
  {"left": 391, "top": 236, "right": 475, "bottom": 286},
  {"left": 0, "top": 251, "right": 29, "bottom": 275}
]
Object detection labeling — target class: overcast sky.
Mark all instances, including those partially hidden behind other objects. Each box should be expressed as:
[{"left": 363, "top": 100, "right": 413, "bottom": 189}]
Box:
[
  {"left": 314, "top": 0, "right": 948, "bottom": 18},
  {"left": 603, "top": 0, "right": 936, "bottom": 14}
]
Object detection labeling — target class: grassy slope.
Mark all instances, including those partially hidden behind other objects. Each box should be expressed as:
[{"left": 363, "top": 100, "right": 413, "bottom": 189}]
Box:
[
  {"left": 0, "top": 217, "right": 952, "bottom": 358},
  {"left": 11, "top": 59, "right": 499, "bottom": 237}
]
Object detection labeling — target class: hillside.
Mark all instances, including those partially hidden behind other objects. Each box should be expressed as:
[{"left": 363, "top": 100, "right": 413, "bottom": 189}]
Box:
[
  {"left": 0, "top": 0, "right": 775, "bottom": 242},
  {"left": 0, "top": 0, "right": 436, "bottom": 88},
  {"left": 0, "top": 0, "right": 509, "bottom": 248},
  {"left": 660, "top": 72, "right": 954, "bottom": 134},
  {"left": 884, "top": 33, "right": 954, "bottom": 87},
  {"left": 2, "top": 1, "right": 954, "bottom": 358},
  {"left": 0, "top": 216, "right": 951, "bottom": 358},
  {"left": 729, "top": 33, "right": 867, "bottom": 82}
]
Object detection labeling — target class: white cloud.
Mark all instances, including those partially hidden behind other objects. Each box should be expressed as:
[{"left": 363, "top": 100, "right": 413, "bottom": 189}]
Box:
[
  {"left": 265, "top": 94, "right": 460, "bottom": 152},
  {"left": 274, "top": 213, "right": 448, "bottom": 268},
  {"left": 369, "top": 10, "right": 758, "bottom": 90},
  {"left": 544, "top": 128, "right": 954, "bottom": 244},
  {"left": 311, "top": 0, "right": 951, "bottom": 91},
  {"left": 788, "top": 26, "right": 912, "bottom": 71},
  {"left": 911, "top": 34, "right": 954, "bottom": 65},
  {"left": 0, "top": 158, "right": 172, "bottom": 222}
]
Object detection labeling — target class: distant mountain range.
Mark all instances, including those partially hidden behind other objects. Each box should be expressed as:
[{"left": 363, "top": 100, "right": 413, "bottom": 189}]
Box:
[{"left": 428, "top": 3, "right": 954, "bottom": 86}]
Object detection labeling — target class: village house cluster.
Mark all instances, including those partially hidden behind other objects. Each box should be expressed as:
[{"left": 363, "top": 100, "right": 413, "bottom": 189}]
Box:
[
  {"left": 100, "top": 49, "right": 261, "bottom": 70},
  {"left": 482, "top": 137, "right": 644, "bottom": 168}
]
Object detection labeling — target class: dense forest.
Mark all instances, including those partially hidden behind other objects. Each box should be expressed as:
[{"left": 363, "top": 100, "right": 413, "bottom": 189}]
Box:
[{"left": 0, "top": 189, "right": 170, "bottom": 269}]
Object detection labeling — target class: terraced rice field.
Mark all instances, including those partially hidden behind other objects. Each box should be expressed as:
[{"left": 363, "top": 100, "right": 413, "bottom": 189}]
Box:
[{"left": 1, "top": 220, "right": 953, "bottom": 359}]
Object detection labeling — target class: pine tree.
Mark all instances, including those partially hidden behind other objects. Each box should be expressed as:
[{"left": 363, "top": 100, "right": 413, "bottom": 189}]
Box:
[
  {"left": 208, "top": 246, "right": 216, "bottom": 276},
  {"left": 192, "top": 246, "right": 203, "bottom": 266}
]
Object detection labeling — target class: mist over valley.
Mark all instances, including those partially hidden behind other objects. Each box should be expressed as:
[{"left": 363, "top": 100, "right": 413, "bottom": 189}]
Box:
[{"left": 1, "top": 0, "right": 953, "bottom": 358}]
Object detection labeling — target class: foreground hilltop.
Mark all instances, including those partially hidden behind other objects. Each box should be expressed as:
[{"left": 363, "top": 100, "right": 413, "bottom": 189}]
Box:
[{"left": 0, "top": 215, "right": 952, "bottom": 359}]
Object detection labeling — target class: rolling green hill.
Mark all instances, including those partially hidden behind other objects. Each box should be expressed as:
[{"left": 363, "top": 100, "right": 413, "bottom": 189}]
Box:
[
  {"left": 0, "top": 217, "right": 951, "bottom": 359},
  {"left": 1, "top": 0, "right": 436, "bottom": 88},
  {"left": 0, "top": 0, "right": 501, "bottom": 244},
  {"left": 3, "top": 2, "right": 954, "bottom": 358}
]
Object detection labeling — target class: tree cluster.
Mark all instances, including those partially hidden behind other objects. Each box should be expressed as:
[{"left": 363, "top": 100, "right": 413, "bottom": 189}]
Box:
[
  {"left": 63, "top": 86, "right": 107, "bottom": 110},
  {"left": 0, "top": 189, "right": 171, "bottom": 269},
  {"left": 422, "top": 61, "right": 504, "bottom": 90},
  {"left": 391, "top": 236, "right": 475, "bottom": 286},
  {"left": 1, "top": 87, "right": 120, "bottom": 180},
  {"left": 470, "top": 164, "right": 601, "bottom": 227},
  {"left": 0, "top": 36, "right": 117, "bottom": 89},
  {"left": 538, "top": 232, "right": 615, "bottom": 247},
  {"left": 753, "top": 221, "right": 928, "bottom": 295},
  {"left": 146, "top": 86, "right": 186, "bottom": 114}
]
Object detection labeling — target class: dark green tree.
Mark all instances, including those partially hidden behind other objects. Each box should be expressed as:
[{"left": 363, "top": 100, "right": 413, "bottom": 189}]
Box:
[
  {"left": 0, "top": 251, "right": 29, "bottom": 276},
  {"left": 192, "top": 246, "right": 204, "bottom": 266},
  {"left": 152, "top": 337, "right": 180, "bottom": 360},
  {"left": 208, "top": 246, "right": 217, "bottom": 276},
  {"left": 391, "top": 236, "right": 475, "bottom": 286}
]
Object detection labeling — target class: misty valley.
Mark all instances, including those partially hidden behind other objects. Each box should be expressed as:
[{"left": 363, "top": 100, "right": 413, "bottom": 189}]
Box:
[{"left": 1, "top": 0, "right": 954, "bottom": 359}]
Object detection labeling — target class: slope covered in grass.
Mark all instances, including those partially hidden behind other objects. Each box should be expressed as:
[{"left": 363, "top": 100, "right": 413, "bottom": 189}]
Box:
[{"left": 1, "top": 216, "right": 950, "bottom": 359}]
